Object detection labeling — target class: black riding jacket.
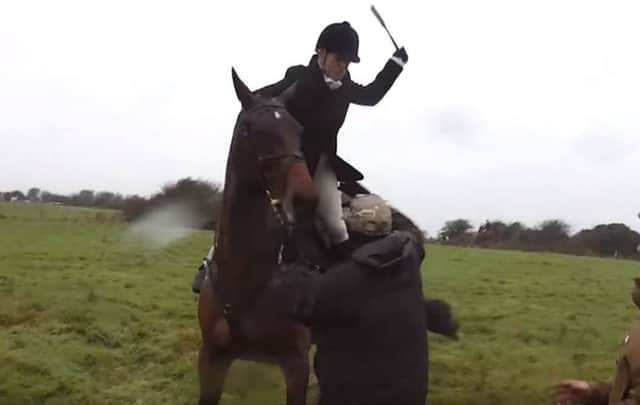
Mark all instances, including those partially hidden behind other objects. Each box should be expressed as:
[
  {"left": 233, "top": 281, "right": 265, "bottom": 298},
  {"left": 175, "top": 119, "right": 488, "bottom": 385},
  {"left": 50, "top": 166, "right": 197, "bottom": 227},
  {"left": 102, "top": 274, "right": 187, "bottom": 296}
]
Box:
[{"left": 255, "top": 55, "right": 403, "bottom": 175}]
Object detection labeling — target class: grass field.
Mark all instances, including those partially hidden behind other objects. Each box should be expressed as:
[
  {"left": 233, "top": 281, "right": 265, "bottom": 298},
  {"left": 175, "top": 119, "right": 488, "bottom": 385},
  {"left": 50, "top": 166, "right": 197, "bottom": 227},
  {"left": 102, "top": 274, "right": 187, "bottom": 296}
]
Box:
[{"left": 1, "top": 202, "right": 640, "bottom": 405}]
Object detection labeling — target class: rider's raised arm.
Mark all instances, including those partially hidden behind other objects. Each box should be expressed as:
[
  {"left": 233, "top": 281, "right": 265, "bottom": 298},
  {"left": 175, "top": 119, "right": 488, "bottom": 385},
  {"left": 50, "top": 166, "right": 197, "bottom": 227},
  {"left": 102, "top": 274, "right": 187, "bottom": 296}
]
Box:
[
  {"left": 347, "top": 57, "right": 404, "bottom": 106},
  {"left": 254, "top": 65, "right": 305, "bottom": 98}
]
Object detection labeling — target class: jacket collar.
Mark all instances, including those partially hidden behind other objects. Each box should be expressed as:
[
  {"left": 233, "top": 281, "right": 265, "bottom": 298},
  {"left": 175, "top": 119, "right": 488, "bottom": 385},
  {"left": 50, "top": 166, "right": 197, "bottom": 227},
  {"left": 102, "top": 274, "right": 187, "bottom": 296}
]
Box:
[{"left": 307, "top": 54, "right": 351, "bottom": 88}]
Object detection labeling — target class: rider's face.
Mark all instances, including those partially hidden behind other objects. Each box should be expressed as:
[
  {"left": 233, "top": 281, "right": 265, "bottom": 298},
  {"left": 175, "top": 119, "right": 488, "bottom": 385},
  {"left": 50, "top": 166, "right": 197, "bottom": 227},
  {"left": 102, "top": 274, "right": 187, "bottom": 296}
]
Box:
[{"left": 317, "top": 49, "right": 349, "bottom": 81}]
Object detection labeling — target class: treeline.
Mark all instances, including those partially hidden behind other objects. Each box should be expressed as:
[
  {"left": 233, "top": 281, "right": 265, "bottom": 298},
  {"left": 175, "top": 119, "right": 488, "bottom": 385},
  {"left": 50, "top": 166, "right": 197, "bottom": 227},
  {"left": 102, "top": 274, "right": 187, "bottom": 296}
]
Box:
[
  {"left": 437, "top": 219, "right": 640, "bottom": 259},
  {"left": 0, "top": 178, "right": 223, "bottom": 230},
  {"left": 4, "top": 182, "right": 639, "bottom": 259}
]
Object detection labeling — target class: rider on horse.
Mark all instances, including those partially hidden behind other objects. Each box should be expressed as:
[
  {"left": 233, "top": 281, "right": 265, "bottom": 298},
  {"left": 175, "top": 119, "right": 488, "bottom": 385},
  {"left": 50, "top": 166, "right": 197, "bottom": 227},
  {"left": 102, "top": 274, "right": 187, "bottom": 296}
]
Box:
[
  {"left": 193, "top": 21, "right": 408, "bottom": 293},
  {"left": 255, "top": 21, "right": 408, "bottom": 256}
]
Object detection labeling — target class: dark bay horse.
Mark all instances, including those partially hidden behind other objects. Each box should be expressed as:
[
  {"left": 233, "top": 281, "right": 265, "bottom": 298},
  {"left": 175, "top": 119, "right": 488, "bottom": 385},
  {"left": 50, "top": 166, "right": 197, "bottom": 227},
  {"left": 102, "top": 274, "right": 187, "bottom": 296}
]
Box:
[{"left": 197, "top": 69, "right": 318, "bottom": 405}]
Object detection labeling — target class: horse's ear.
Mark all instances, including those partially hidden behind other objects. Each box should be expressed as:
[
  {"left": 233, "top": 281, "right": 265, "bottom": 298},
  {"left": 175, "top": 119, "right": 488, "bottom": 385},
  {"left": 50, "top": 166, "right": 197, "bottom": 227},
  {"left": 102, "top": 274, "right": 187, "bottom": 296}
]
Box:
[{"left": 232, "top": 67, "right": 257, "bottom": 110}]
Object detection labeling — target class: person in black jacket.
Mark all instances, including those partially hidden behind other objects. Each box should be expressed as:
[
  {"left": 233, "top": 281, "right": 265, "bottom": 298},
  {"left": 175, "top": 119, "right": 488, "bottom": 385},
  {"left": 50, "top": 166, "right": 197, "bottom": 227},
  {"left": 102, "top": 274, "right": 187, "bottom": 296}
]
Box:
[
  {"left": 266, "top": 194, "right": 457, "bottom": 405},
  {"left": 255, "top": 21, "right": 408, "bottom": 256}
]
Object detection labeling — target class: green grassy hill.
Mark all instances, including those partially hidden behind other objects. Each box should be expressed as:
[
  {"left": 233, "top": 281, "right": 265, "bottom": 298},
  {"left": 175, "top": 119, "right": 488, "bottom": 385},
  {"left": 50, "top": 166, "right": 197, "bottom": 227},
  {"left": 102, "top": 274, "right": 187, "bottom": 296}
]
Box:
[{"left": 1, "top": 202, "right": 639, "bottom": 404}]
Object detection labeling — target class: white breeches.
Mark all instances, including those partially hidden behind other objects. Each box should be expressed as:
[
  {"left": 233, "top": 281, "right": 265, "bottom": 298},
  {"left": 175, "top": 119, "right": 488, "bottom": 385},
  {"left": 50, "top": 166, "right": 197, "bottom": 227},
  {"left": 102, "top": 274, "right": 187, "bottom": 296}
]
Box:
[{"left": 313, "top": 154, "right": 349, "bottom": 245}]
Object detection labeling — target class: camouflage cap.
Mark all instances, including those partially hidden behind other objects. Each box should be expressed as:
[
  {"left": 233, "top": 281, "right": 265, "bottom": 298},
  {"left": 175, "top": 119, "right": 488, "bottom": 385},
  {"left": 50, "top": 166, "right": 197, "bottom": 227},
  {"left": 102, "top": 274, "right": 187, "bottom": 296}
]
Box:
[{"left": 344, "top": 194, "right": 392, "bottom": 237}]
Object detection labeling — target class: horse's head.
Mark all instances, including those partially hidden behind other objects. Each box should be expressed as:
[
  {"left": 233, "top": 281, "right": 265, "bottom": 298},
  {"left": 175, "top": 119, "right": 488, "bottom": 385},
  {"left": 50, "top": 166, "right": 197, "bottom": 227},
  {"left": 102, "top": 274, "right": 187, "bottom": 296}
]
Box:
[{"left": 230, "top": 68, "right": 317, "bottom": 223}]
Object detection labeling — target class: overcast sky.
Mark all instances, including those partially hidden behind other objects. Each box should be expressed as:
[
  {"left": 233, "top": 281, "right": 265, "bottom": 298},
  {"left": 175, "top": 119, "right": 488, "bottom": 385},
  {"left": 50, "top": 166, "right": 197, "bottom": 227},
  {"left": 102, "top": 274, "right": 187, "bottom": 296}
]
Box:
[{"left": 1, "top": 0, "right": 638, "bottom": 235}]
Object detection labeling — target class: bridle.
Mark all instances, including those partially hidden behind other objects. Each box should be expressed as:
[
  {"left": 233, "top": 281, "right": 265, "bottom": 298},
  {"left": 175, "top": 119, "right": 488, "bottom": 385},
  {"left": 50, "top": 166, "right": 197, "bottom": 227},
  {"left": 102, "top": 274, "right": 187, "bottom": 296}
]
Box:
[{"left": 240, "top": 103, "right": 306, "bottom": 264}]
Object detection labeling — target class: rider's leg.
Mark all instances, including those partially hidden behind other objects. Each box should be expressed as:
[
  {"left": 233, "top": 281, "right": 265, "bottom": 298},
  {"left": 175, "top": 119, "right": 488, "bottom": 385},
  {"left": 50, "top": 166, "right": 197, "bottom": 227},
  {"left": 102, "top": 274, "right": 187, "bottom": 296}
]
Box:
[{"left": 313, "top": 155, "right": 350, "bottom": 254}]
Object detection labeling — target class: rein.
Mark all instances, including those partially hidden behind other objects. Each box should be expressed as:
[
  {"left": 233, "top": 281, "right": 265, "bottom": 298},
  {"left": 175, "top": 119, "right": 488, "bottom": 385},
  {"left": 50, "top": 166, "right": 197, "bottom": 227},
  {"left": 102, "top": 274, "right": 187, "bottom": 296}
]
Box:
[{"left": 240, "top": 104, "right": 305, "bottom": 265}]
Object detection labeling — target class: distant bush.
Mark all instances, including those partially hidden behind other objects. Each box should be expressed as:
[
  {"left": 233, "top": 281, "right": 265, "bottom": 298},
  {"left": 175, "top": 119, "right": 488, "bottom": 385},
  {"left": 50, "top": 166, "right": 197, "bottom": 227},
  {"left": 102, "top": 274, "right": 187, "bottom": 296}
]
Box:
[
  {"left": 120, "top": 178, "right": 223, "bottom": 230},
  {"left": 463, "top": 218, "right": 640, "bottom": 259},
  {"left": 571, "top": 223, "right": 640, "bottom": 258},
  {"left": 439, "top": 219, "right": 474, "bottom": 245},
  {"left": 4, "top": 177, "right": 223, "bottom": 230}
]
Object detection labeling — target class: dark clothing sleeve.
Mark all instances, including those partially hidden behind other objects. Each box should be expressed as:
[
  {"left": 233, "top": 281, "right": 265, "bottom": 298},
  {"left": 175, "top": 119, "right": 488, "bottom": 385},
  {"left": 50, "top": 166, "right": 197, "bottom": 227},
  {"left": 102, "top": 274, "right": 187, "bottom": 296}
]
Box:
[
  {"left": 254, "top": 65, "right": 305, "bottom": 98},
  {"left": 347, "top": 59, "right": 403, "bottom": 106},
  {"left": 300, "top": 262, "right": 369, "bottom": 324},
  {"left": 424, "top": 299, "right": 459, "bottom": 339},
  {"left": 299, "top": 232, "right": 422, "bottom": 324}
]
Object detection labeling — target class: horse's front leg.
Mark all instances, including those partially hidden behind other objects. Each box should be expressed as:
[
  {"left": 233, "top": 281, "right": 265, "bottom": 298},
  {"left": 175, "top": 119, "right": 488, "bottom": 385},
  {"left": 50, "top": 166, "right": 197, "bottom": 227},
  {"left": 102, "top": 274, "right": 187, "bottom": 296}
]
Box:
[
  {"left": 198, "top": 342, "right": 232, "bottom": 405},
  {"left": 279, "top": 350, "right": 310, "bottom": 405}
]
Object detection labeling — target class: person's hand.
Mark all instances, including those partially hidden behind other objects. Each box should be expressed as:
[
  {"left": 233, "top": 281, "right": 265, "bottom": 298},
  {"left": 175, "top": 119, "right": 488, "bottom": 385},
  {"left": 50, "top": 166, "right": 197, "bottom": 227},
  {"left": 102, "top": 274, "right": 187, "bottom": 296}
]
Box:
[
  {"left": 551, "top": 379, "right": 592, "bottom": 404},
  {"left": 393, "top": 47, "right": 408, "bottom": 64}
]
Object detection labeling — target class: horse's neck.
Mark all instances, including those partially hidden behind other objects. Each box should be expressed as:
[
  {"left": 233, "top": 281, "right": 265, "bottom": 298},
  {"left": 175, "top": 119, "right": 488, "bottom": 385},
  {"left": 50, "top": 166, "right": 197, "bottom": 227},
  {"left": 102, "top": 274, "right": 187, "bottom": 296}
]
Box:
[
  {"left": 214, "top": 181, "right": 281, "bottom": 312},
  {"left": 218, "top": 182, "right": 277, "bottom": 266}
]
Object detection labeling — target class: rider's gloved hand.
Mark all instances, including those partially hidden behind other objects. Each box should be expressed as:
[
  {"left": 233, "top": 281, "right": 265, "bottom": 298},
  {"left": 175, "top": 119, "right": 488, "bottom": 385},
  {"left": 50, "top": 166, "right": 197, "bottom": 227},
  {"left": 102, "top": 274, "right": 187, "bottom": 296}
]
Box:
[{"left": 393, "top": 47, "right": 408, "bottom": 64}]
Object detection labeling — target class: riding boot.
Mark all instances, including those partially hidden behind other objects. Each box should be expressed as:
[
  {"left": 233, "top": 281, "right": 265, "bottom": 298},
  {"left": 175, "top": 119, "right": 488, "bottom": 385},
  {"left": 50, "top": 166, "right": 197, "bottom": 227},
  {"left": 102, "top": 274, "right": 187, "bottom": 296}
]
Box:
[{"left": 334, "top": 239, "right": 354, "bottom": 259}]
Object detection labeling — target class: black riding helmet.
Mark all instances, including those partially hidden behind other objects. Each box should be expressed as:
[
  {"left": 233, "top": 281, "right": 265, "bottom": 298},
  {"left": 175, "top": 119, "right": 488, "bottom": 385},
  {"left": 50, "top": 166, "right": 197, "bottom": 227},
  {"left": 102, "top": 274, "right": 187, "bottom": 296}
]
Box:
[{"left": 316, "top": 21, "right": 360, "bottom": 63}]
